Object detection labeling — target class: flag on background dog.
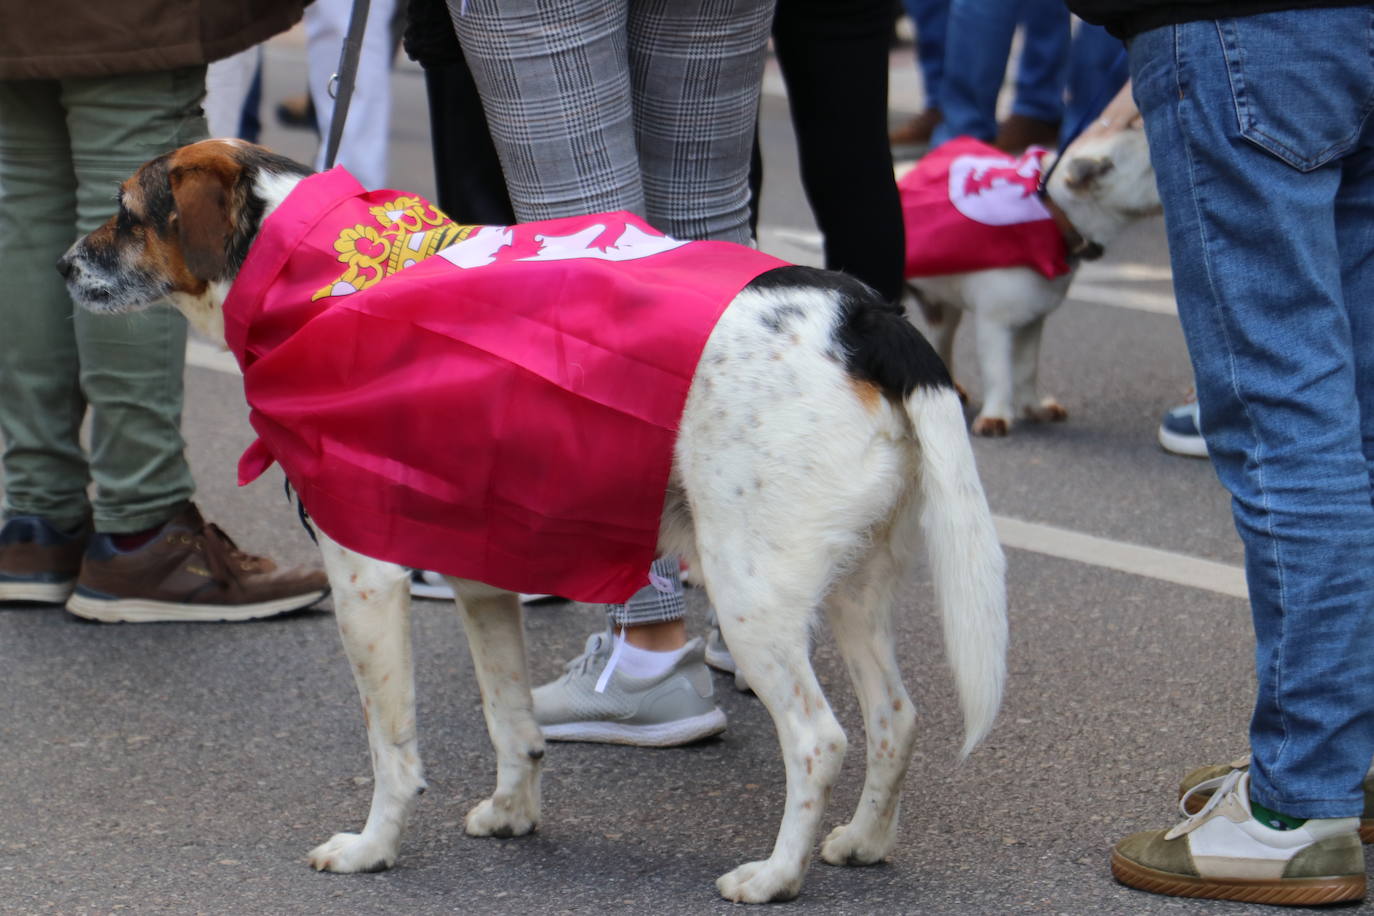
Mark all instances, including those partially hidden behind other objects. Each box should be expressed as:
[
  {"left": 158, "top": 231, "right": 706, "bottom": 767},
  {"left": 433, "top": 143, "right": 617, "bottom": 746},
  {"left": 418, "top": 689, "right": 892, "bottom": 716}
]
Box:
[
  {"left": 901, "top": 137, "right": 1069, "bottom": 280},
  {"left": 223, "top": 167, "right": 786, "bottom": 602}
]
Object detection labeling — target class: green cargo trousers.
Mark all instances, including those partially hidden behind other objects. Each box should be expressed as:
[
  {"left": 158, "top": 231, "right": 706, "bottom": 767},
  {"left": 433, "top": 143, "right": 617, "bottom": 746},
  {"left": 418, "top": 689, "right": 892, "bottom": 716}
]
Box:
[{"left": 0, "top": 67, "right": 207, "bottom": 534}]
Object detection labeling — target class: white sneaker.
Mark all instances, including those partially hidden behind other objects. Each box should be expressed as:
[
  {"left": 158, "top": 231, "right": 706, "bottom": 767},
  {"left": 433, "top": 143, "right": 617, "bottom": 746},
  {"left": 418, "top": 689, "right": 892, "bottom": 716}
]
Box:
[
  {"left": 1112, "top": 769, "right": 1365, "bottom": 905},
  {"left": 407, "top": 569, "right": 556, "bottom": 605},
  {"left": 1158, "top": 400, "right": 1208, "bottom": 457}
]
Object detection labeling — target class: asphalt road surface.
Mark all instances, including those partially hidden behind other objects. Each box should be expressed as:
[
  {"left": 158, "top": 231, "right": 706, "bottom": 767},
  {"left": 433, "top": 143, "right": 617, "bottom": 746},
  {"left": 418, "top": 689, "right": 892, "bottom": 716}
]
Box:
[{"left": 1, "top": 26, "right": 1353, "bottom": 916}]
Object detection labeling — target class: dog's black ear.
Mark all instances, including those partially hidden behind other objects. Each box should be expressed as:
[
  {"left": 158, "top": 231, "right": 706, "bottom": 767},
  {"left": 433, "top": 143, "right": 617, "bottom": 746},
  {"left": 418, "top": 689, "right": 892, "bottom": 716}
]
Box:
[{"left": 168, "top": 148, "right": 240, "bottom": 280}]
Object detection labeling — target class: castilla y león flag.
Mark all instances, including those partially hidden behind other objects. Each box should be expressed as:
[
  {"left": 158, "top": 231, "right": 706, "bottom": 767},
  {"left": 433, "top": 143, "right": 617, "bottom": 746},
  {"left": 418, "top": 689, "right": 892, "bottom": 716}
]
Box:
[{"left": 900, "top": 137, "right": 1069, "bottom": 280}]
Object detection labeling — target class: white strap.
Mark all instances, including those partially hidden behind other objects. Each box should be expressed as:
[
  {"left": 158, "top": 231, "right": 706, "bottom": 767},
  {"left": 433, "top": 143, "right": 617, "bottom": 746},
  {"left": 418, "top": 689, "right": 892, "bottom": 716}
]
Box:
[{"left": 594, "top": 630, "right": 628, "bottom": 694}]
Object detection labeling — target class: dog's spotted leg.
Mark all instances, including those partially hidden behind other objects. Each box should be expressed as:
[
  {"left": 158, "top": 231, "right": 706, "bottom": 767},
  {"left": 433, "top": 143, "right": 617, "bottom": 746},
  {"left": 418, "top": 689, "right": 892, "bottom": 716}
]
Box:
[
  {"left": 451, "top": 585, "right": 543, "bottom": 839},
  {"left": 972, "top": 314, "right": 1015, "bottom": 435},
  {"left": 819, "top": 548, "right": 919, "bottom": 866},
  {"left": 701, "top": 555, "right": 846, "bottom": 903},
  {"left": 1011, "top": 316, "right": 1067, "bottom": 423},
  {"left": 307, "top": 535, "right": 425, "bottom": 874}
]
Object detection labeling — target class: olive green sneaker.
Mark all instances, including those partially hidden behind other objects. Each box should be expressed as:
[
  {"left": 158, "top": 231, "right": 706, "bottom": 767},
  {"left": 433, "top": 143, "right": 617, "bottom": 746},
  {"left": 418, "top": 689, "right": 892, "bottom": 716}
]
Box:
[
  {"left": 1112, "top": 769, "right": 1365, "bottom": 905},
  {"left": 1179, "top": 755, "right": 1374, "bottom": 843},
  {"left": 533, "top": 631, "right": 726, "bottom": 747}
]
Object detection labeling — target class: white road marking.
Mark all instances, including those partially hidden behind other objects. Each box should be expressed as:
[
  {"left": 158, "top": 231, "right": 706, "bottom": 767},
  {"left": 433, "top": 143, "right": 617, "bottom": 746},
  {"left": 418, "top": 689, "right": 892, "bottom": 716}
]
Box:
[
  {"left": 1066, "top": 283, "right": 1178, "bottom": 315},
  {"left": 1077, "top": 262, "right": 1173, "bottom": 283},
  {"left": 187, "top": 339, "right": 240, "bottom": 374},
  {"left": 996, "top": 516, "right": 1247, "bottom": 599}
]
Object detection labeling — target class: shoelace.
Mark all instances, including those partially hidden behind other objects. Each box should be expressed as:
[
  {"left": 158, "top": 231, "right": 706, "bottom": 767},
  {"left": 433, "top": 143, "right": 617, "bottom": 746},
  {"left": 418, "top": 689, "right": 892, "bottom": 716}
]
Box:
[
  {"left": 562, "top": 632, "right": 609, "bottom": 677},
  {"left": 1169, "top": 768, "right": 1246, "bottom": 840},
  {"left": 197, "top": 523, "right": 272, "bottom": 584},
  {"left": 559, "top": 630, "right": 629, "bottom": 695}
]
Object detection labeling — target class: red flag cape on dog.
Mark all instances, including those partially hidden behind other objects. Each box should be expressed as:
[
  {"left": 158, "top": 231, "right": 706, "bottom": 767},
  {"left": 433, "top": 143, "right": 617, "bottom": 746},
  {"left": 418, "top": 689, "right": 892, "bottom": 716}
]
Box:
[
  {"left": 900, "top": 137, "right": 1069, "bottom": 280},
  {"left": 222, "top": 168, "right": 786, "bottom": 602}
]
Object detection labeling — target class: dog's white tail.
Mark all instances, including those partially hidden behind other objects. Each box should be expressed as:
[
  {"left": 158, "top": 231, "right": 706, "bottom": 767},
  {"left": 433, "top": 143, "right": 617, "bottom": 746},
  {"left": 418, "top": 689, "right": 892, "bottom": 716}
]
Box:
[{"left": 907, "top": 386, "right": 1007, "bottom": 757}]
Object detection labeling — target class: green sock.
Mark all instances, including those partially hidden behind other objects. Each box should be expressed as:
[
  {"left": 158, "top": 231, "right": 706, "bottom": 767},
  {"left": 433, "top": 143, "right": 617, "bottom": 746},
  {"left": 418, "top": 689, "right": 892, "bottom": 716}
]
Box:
[{"left": 1251, "top": 796, "right": 1307, "bottom": 831}]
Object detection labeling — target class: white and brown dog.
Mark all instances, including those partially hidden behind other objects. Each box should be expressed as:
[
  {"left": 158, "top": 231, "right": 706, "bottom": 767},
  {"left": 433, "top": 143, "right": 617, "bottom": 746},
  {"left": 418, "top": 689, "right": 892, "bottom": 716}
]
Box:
[
  {"left": 58, "top": 140, "right": 1007, "bottom": 904},
  {"left": 906, "top": 85, "right": 1163, "bottom": 435}
]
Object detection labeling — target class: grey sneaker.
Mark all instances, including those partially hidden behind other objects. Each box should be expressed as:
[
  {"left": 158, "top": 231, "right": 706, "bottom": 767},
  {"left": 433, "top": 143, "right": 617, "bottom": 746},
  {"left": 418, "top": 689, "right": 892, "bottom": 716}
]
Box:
[{"left": 533, "top": 631, "right": 726, "bottom": 747}]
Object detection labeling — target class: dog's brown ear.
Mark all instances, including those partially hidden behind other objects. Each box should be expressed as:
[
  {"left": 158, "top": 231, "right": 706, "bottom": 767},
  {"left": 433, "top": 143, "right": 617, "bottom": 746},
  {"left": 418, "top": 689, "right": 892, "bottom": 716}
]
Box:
[{"left": 168, "top": 146, "right": 240, "bottom": 280}]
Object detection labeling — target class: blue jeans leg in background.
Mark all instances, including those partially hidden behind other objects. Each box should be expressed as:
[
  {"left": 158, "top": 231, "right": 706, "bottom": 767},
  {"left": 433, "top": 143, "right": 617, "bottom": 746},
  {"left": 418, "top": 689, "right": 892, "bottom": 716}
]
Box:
[
  {"left": 931, "top": 0, "right": 1019, "bottom": 143},
  {"left": 1131, "top": 9, "right": 1374, "bottom": 819},
  {"left": 902, "top": 0, "right": 949, "bottom": 110},
  {"left": 932, "top": 0, "right": 1069, "bottom": 144},
  {"left": 1010, "top": 0, "right": 1070, "bottom": 125}
]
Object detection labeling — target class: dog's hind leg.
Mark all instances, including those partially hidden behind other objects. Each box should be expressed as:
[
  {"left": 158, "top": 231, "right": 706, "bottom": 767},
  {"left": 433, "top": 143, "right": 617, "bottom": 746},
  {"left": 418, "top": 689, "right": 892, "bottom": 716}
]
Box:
[
  {"left": 909, "top": 285, "right": 964, "bottom": 398},
  {"left": 451, "top": 585, "right": 543, "bottom": 838},
  {"left": 972, "top": 313, "right": 1016, "bottom": 435},
  {"left": 703, "top": 549, "right": 847, "bottom": 903},
  {"left": 308, "top": 535, "right": 426, "bottom": 873},
  {"left": 818, "top": 539, "right": 919, "bottom": 867},
  {"left": 1011, "top": 315, "right": 1066, "bottom": 422}
]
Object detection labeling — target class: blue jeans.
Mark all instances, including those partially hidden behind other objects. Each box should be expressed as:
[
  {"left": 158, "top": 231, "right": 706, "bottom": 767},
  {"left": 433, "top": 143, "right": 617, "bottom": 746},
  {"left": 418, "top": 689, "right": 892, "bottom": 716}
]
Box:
[
  {"left": 1131, "top": 9, "right": 1374, "bottom": 819},
  {"left": 930, "top": 0, "right": 1070, "bottom": 144},
  {"left": 902, "top": 0, "right": 948, "bottom": 109}
]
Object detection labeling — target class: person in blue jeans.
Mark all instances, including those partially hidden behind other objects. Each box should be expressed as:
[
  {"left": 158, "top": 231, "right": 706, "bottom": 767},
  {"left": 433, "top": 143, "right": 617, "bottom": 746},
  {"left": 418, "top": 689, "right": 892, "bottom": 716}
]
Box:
[
  {"left": 894, "top": 0, "right": 1125, "bottom": 152},
  {"left": 1068, "top": 2, "right": 1374, "bottom": 904},
  {"left": 930, "top": 0, "right": 1071, "bottom": 149}
]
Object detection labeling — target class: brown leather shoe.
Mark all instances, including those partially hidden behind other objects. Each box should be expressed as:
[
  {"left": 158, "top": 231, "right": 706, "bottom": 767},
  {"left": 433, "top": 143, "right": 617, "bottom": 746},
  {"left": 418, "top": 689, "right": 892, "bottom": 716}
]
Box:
[
  {"left": 890, "top": 108, "right": 942, "bottom": 148},
  {"left": 65, "top": 503, "right": 328, "bottom": 623},
  {"left": 0, "top": 515, "right": 91, "bottom": 604},
  {"left": 994, "top": 113, "right": 1061, "bottom": 153}
]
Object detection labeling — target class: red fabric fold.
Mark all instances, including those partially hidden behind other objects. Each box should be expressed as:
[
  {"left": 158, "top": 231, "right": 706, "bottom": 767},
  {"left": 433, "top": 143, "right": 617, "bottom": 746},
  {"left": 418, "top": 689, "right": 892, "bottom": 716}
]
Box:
[{"left": 222, "top": 168, "right": 786, "bottom": 602}]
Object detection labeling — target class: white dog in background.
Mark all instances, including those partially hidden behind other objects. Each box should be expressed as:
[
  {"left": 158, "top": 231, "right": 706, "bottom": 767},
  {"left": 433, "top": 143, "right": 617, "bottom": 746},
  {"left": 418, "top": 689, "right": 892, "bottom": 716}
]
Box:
[{"left": 905, "top": 85, "right": 1163, "bottom": 436}]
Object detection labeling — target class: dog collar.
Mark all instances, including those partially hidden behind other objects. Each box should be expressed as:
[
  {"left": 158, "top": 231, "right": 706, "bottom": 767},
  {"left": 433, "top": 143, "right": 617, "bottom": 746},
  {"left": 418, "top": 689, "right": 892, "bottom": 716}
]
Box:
[{"left": 1041, "top": 196, "right": 1104, "bottom": 262}]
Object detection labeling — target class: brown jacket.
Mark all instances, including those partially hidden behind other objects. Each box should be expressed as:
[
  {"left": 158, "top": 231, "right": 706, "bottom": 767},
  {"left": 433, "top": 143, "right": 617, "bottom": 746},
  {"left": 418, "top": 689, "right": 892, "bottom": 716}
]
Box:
[{"left": 1, "top": 2, "right": 309, "bottom": 79}]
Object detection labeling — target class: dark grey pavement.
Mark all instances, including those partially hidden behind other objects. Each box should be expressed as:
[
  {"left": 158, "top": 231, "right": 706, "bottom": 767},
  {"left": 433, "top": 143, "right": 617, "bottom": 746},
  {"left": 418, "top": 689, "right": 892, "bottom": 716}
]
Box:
[{"left": 0, "top": 27, "right": 1351, "bottom": 916}]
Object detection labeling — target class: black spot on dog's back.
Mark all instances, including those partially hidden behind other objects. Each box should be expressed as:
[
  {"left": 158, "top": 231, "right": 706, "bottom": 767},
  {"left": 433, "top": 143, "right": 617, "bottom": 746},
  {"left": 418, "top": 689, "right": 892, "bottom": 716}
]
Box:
[
  {"left": 760, "top": 303, "right": 805, "bottom": 333},
  {"left": 746, "top": 266, "right": 952, "bottom": 400}
]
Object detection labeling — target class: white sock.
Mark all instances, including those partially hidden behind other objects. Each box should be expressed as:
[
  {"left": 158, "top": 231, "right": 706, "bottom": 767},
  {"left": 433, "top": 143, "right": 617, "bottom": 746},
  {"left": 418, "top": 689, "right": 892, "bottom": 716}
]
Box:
[{"left": 611, "top": 640, "right": 688, "bottom": 680}]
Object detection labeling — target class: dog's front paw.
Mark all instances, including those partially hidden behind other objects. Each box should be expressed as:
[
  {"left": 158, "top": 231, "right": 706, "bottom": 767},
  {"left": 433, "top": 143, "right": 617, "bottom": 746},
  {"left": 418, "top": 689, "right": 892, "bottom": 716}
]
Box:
[
  {"left": 716, "top": 858, "right": 805, "bottom": 903},
  {"left": 971, "top": 415, "right": 1009, "bottom": 436},
  {"left": 307, "top": 832, "right": 397, "bottom": 873},
  {"left": 1023, "top": 398, "right": 1068, "bottom": 423},
  {"left": 464, "top": 796, "right": 538, "bottom": 839},
  {"left": 820, "top": 822, "right": 891, "bottom": 866}
]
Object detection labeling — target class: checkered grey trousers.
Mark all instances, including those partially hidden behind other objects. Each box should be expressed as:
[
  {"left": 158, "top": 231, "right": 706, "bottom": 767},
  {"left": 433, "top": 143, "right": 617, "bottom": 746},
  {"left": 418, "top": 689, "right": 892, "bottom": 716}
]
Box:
[
  {"left": 450, "top": 0, "right": 773, "bottom": 624},
  {"left": 449, "top": 0, "right": 774, "bottom": 246}
]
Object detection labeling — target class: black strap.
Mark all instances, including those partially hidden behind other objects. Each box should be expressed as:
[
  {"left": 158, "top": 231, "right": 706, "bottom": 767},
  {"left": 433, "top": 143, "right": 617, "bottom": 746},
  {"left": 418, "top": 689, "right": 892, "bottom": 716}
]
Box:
[{"left": 323, "top": 0, "right": 372, "bottom": 171}]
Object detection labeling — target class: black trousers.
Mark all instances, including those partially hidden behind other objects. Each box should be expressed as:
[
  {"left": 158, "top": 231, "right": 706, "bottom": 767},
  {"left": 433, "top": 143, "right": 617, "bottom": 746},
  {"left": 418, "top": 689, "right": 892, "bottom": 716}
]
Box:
[{"left": 754, "top": 0, "right": 906, "bottom": 304}]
